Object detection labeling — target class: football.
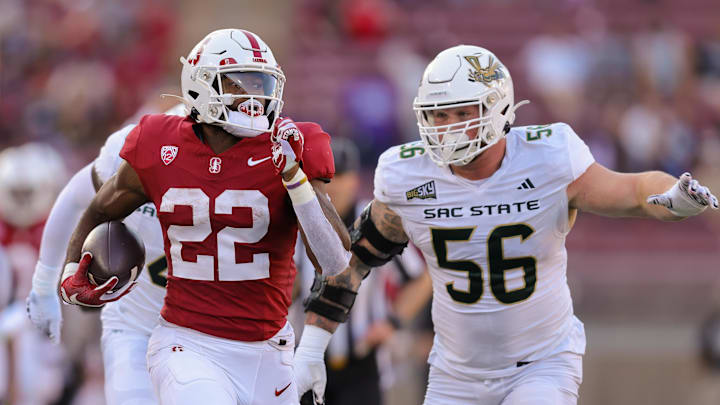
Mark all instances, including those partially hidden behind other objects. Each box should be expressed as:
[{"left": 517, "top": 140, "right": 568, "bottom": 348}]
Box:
[{"left": 81, "top": 221, "right": 145, "bottom": 291}]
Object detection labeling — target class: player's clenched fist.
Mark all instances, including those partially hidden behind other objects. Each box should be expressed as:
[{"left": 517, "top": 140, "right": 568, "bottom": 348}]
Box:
[
  {"left": 647, "top": 172, "right": 719, "bottom": 217},
  {"left": 271, "top": 117, "right": 305, "bottom": 175},
  {"left": 59, "top": 252, "right": 135, "bottom": 307}
]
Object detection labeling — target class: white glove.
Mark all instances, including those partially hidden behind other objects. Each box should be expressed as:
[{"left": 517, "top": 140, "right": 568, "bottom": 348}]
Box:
[
  {"left": 294, "top": 325, "right": 332, "bottom": 404},
  {"left": 27, "top": 262, "right": 63, "bottom": 344},
  {"left": 26, "top": 290, "right": 62, "bottom": 344},
  {"left": 647, "top": 172, "right": 719, "bottom": 217}
]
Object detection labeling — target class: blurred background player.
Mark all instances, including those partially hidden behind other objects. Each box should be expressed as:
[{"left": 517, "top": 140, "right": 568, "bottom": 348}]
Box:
[
  {"left": 27, "top": 102, "right": 186, "bottom": 405},
  {"left": 290, "top": 137, "right": 431, "bottom": 405},
  {"left": 0, "top": 144, "right": 67, "bottom": 404}
]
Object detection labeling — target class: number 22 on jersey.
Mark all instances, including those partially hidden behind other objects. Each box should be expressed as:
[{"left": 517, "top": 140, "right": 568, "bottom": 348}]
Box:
[{"left": 160, "top": 188, "right": 269, "bottom": 281}]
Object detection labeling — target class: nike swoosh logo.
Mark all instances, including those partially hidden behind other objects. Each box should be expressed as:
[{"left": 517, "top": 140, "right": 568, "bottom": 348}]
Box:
[
  {"left": 247, "top": 156, "right": 271, "bottom": 166},
  {"left": 275, "top": 382, "right": 291, "bottom": 397}
]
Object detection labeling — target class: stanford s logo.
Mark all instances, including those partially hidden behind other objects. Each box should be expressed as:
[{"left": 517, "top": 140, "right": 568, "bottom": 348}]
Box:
[
  {"left": 209, "top": 157, "right": 222, "bottom": 174},
  {"left": 161, "top": 146, "right": 178, "bottom": 165},
  {"left": 465, "top": 55, "right": 504, "bottom": 85}
]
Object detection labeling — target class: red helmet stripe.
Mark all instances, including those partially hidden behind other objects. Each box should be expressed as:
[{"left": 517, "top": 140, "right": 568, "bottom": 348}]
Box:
[{"left": 241, "top": 30, "right": 263, "bottom": 59}]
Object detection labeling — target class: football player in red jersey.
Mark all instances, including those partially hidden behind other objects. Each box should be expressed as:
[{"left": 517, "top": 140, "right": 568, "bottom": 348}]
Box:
[
  {"left": 57, "top": 29, "right": 350, "bottom": 405},
  {"left": 0, "top": 143, "right": 67, "bottom": 404}
]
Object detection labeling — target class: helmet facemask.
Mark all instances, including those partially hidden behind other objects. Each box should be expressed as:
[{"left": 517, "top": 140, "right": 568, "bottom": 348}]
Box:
[
  {"left": 179, "top": 29, "right": 286, "bottom": 138},
  {"left": 415, "top": 88, "right": 525, "bottom": 166},
  {"left": 182, "top": 60, "right": 285, "bottom": 137}
]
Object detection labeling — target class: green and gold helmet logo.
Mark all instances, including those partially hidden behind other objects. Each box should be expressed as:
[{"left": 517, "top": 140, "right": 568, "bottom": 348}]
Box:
[{"left": 465, "top": 55, "right": 505, "bottom": 84}]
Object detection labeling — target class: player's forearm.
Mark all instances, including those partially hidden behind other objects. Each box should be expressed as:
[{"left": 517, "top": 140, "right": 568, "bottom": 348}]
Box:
[
  {"left": 282, "top": 165, "right": 350, "bottom": 249},
  {"left": 635, "top": 171, "right": 683, "bottom": 221},
  {"left": 315, "top": 187, "right": 351, "bottom": 250},
  {"left": 60, "top": 175, "right": 147, "bottom": 289},
  {"left": 63, "top": 204, "right": 114, "bottom": 267},
  {"left": 305, "top": 255, "right": 372, "bottom": 333},
  {"left": 304, "top": 311, "right": 340, "bottom": 333},
  {"left": 34, "top": 165, "right": 96, "bottom": 294},
  {"left": 284, "top": 171, "right": 350, "bottom": 275}
]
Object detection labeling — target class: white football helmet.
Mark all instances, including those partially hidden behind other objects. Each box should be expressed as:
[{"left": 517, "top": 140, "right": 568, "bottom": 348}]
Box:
[
  {"left": 413, "top": 45, "right": 529, "bottom": 166},
  {"left": 180, "top": 29, "right": 285, "bottom": 136},
  {"left": 0, "top": 143, "right": 67, "bottom": 228}
]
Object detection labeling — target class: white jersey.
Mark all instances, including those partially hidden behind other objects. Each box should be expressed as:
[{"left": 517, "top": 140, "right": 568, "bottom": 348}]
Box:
[
  {"left": 374, "top": 123, "right": 594, "bottom": 379},
  {"left": 98, "top": 104, "right": 186, "bottom": 334}
]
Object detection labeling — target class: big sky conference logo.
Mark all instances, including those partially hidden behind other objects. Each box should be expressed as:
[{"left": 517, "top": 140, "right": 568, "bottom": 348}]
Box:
[{"left": 406, "top": 181, "right": 437, "bottom": 200}]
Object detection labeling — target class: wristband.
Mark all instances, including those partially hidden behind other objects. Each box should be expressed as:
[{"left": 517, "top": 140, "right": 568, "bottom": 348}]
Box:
[
  {"left": 32, "top": 262, "right": 62, "bottom": 296},
  {"left": 283, "top": 168, "right": 316, "bottom": 205},
  {"left": 296, "top": 325, "right": 333, "bottom": 358}
]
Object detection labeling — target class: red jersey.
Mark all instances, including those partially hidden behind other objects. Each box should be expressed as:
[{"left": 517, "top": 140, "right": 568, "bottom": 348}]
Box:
[
  {"left": 0, "top": 219, "right": 45, "bottom": 300},
  {"left": 120, "top": 114, "right": 334, "bottom": 341},
  {"left": 0, "top": 220, "right": 44, "bottom": 251}
]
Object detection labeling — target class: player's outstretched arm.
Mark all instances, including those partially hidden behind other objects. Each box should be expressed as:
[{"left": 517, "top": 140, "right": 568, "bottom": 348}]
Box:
[
  {"left": 57, "top": 161, "right": 148, "bottom": 306},
  {"left": 26, "top": 164, "right": 96, "bottom": 343},
  {"left": 305, "top": 200, "right": 408, "bottom": 331},
  {"left": 272, "top": 117, "right": 351, "bottom": 276},
  {"left": 568, "top": 163, "right": 718, "bottom": 221},
  {"left": 295, "top": 200, "right": 408, "bottom": 403}
]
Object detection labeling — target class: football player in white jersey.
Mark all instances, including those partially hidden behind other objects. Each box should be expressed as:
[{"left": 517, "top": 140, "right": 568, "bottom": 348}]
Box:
[
  {"left": 26, "top": 103, "right": 187, "bottom": 405},
  {"left": 293, "top": 45, "right": 719, "bottom": 404}
]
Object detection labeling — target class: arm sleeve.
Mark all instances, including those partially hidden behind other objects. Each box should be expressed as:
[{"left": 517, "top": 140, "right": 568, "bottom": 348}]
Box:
[
  {"left": 94, "top": 124, "right": 135, "bottom": 183},
  {"left": 31, "top": 164, "right": 96, "bottom": 295},
  {"left": 297, "top": 122, "right": 334, "bottom": 182},
  {"left": 563, "top": 124, "right": 595, "bottom": 181}
]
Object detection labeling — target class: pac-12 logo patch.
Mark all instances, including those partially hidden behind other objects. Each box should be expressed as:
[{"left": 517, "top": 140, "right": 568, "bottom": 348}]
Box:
[
  {"left": 209, "top": 157, "right": 222, "bottom": 174},
  {"left": 161, "top": 146, "right": 178, "bottom": 165},
  {"left": 406, "top": 181, "right": 437, "bottom": 200}
]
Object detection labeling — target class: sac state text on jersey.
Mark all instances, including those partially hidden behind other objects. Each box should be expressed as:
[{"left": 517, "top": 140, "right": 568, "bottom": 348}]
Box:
[{"left": 424, "top": 200, "right": 540, "bottom": 219}]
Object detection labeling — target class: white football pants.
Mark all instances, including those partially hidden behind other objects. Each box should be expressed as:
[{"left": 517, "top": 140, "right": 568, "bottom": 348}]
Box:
[
  {"left": 146, "top": 318, "right": 298, "bottom": 405},
  {"left": 423, "top": 351, "right": 583, "bottom": 405},
  {"left": 101, "top": 327, "right": 157, "bottom": 405}
]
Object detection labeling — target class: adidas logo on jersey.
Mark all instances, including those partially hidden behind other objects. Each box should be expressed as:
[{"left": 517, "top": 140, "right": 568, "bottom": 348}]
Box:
[
  {"left": 406, "top": 181, "right": 437, "bottom": 200},
  {"left": 517, "top": 178, "right": 535, "bottom": 190}
]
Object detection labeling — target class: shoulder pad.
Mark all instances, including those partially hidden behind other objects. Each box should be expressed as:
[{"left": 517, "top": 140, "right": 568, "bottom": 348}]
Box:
[{"left": 297, "top": 122, "right": 334, "bottom": 181}]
